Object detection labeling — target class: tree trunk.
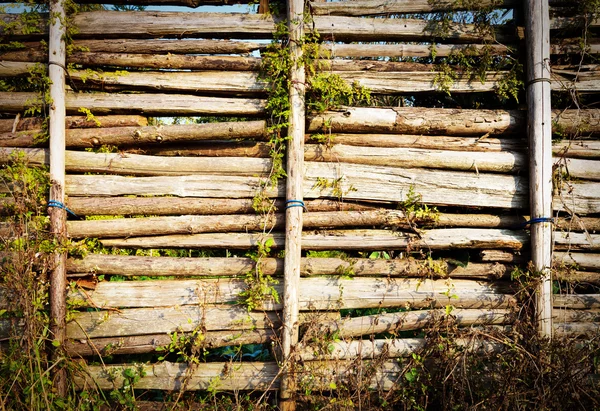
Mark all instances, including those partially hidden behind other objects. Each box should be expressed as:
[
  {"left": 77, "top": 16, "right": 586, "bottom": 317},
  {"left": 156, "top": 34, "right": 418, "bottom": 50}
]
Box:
[
  {"left": 69, "top": 69, "right": 267, "bottom": 95},
  {"left": 312, "top": 133, "right": 525, "bottom": 152},
  {"left": 66, "top": 254, "right": 507, "bottom": 280},
  {"left": 64, "top": 197, "right": 373, "bottom": 216},
  {"left": 309, "top": 0, "right": 516, "bottom": 15},
  {"left": 67, "top": 306, "right": 280, "bottom": 339},
  {"left": 75, "top": 362, "right": 280, "bottom": 391},
  {"left": 65, "top": 329, "right": 276, "bottom": 357},
  {"left": 0, "top": 92, "right": 266, "bottom": 116},
  {"left": 316, "top": 308, "right": 512, "bottom": 339},
  {"left": 0, "top": 115, "right": 147, "bottom": 133},
  {"left": 304, "top": 144, "right": 525, "bottom": 173},
  {"left": 97, "top": 228, "right": 529, "bottom": 250},
  {"left": 65, "top": 277, "right": 514, "bottom": 312},
  {"left": 70, "top": 52, "right": 261, "bottom": 70},
  {"left": 145, "top": 142, "right": 271, "bottom": 158},
  {"left": 307, "top": 107, "right": 600, "bottom": 136},
  {"left": 73, "top": 38, "right": 265, "bottom": 54},
  {"left": 553, "top": 140, "right": 600, "bottom": 159},
  {"left": 66, "top": 210, "right": 416, "bottom": 238},
  {"left": 319, "top": 43, "right": 510, "bottom": 58}
]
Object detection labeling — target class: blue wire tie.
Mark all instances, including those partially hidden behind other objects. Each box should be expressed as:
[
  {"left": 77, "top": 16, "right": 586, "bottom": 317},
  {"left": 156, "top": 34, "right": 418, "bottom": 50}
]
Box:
[
  {"left": 285, "top": 200, "right": 307, "bottom": 212},
  {"left": 521, "top": 217, "right": 554, "bottom": 229},
  {"left": 47, "top": 200, "right": 79, "bottom": 219}
]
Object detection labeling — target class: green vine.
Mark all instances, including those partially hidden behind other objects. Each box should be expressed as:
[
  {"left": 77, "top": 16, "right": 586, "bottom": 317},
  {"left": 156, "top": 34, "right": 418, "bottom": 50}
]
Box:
[{"left": 428, "top": 0, "right": 524, "bottom": 102}]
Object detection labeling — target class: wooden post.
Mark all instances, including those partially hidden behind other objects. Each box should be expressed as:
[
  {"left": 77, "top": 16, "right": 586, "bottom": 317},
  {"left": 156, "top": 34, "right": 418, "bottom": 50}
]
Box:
[
  {"left": 48, "top": 0, "right": 68, "bottom": 395},
  {"left": 280, "top": 0, "right": 305, "bottom": 408},
  {"left": 525, "top": 0, "right": 553, "bottom": 337}
]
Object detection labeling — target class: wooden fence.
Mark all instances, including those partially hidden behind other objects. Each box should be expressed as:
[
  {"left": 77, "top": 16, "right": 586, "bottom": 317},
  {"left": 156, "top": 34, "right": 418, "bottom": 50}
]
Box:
[{"left": 1, "top": 0, "right": 599, "bottom": 407}]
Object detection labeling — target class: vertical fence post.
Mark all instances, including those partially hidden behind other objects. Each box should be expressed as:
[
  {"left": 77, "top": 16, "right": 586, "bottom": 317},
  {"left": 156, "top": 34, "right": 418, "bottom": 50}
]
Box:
[
  {"left": 48, "top": 0, "right": 68, "bottom": 395},
  {"left": 525, "top": 0, "right": 553, "bottom": 337},
  {"left": 279, "top": 0, "right": 305, "bottom": 408}
]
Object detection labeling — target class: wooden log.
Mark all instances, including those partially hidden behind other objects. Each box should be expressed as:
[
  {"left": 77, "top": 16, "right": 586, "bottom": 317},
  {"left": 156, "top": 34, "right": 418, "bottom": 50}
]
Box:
[
  {"left": 556, "top": 181, "right": 600, "bottom": 215},
  {"left": 1, "top": 12, "right": 515, "bottom": 43},
  {"left": 553, "top": 270, "right": 600, "bottom": 285},
  {"left": 69, "top": 70, "right": 267, "bottom": 95},
  {"left": 550, "top": 16, "right": 600, "bottom": 30},
  {"left": 67, "top": 209, "right": 599, "bottom": 240},
  {"left": 308, "top": 107, "right": 524, "bottom": 136},
  {"left": 141, "top": 136, "right": 524, "bottom": 157},
  {"left": 553, "top": 308, "right": 600, "bottom": 323},
  {"left": 554, "top": 322, "right": 600, "bottom": 336},
  {"left": 65, "top": 277, "right": 515, "bottom": 313},
  {"left": 298, "top": 338, "right": 503, "bottom": 361},
  {"left": 319, "top": 43, "right": 511, "bottom": 58},
  {"left": 318, "top": 308, "right": 512, "bottom": 338},
  {"left": 556, "top": 157, "right": 600, "bottom": 181},
  {"left": 311, "top": 16, "right": 510, "bottom": 43},
  {"left": 73, "top": 39, "right": 265, "bottom": 54},
  {"left": 67, "top": 306, "right": 279, "bottom": 339},
  {"left": 554, "top": 232, "right": 600, "bottom": 251},
  {"left": 552, "top": 109, "right": 600, "bottom": 135},
  {"left": 308, "top": 107, "right": 600, "bottom": 136},
  {"left": 309, "top": 0, "right": 516, "bottom": 15},
  {"left": 75, "top": 361, "right": 281, "bottom": 391},
  {"left": 334, "top": 71, "right": 596, "bottom": 94},
  {"left": 62, "top": 163, "right": 528, "bottom": 209},
  {"left": 315, "top": 133, "right": 526, "bottom": 153},
  {"left": 323, "top": 60, "right": 435, "bottom": 72},
  {"left": 0, "top": 92, "right": 266, "bottom": 116},
  {"left": 145, "top": 142, "right": 271, "bottom": 158},
  {"left": 304, "top": 161, "right": 529, "bottom": 209},
  {"left": 66, "top": 278, "right": 263, "bottom": 309},
  {"left": 62, "top": 120, "right": 267, "bottom": 148},
  {"left": 67, "top": 254, "right": 507, "bottom": 280},
  {"left": 0, "top": 148, "right": 272, "bottom": 176},
  {"left": 550, "top": 42, "right": 600, "bottom": 56},
  {"left": 0, "top": 46, "right": 45, "bottom": 62},
  {"left": 65, "top": 174, "right": 281, "bottom": 198},
  {"left": 66, "top": 210, "right": 414, "bottom": 238},
  {"left": 65, "top": 328, "right": 276, "bottom": 357},
  {"left": 16, "top": 40, "right": 591, "bottom": 62},
  {"left": 64, "top": 197, "right": 373, "bottom": 216},
  {"left": 336, "top": 71, "right": 503, "bottom": 93},
  {"left": 69, "top": 52, "right": 262, "bottom": 71},
  {"left": 435, "top": 214, "right": 527, "bottom": 229},
  {"left": 47, "top": 0, "right": 68, "bottom": 395},
  {"left": 553, "top": 140, "right": 600, "bottom": 159},
  {"left": 554, "top": 252, "right": 600, "bottom": 270},
  {"left": 67, "top": 67, "right": 551, "bottom": 95},
  {"left": 75, "top": 0, "right": 252, "bottom": 7},
  {"left": 98, "top": 228, "right": 528, "bottom": 251},
  {"left": 0, "top": 115, "right": 147, "bottom": 133},
  {"left": 555, "top": 216, "right": 600, "bottom": 232},
  {"left": 0, "top": 61, "right": 38, "bottom": 76},
  {"left": 69, "top": 11, "right": 277, "bottom": 40},
  {"left": 553, "top": 294, "right": 600, "bottom": 309},
  {"left": 304, "top": 144, "right": 525, "bottom": 173},
  {"left": 526, "top": 0, "right": 554, "bottom": 337},
  {"left": 480, "top": 250, "right": 527, "bottom": 264},
  {"left": 60, "top": 166, "right": 598, "bottom": 212}
]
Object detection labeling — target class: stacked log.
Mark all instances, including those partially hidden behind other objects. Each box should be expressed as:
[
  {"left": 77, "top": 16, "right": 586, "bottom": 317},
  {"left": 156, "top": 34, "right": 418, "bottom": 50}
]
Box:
[{"left": 1, "top": 0, "right": 598, "bottom": 400}]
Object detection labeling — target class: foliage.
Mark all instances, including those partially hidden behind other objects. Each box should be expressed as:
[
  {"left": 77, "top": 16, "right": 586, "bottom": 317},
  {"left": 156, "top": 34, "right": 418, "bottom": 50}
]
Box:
[
  {"left": 426, "top": 0, "right": 524, "bottom": 103},
  {"left": 238, "top": 237, "right": 280, "bottom": 311},
  {"left": 0, "top": 153, "right": 112, "bottom": 410}
]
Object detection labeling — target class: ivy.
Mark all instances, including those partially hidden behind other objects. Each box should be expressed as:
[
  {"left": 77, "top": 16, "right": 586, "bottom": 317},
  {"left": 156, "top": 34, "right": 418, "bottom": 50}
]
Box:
[{"left": 427, "top": 0, "right": 524, "bottom": 102}]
